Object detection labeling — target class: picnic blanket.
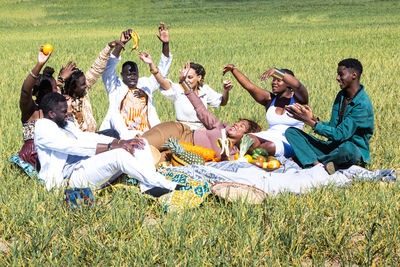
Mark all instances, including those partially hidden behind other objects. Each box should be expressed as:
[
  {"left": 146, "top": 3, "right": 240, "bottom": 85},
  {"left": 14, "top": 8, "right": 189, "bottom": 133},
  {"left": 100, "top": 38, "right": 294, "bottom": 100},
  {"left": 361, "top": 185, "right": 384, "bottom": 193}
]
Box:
[{"left": 158, "top": 156, "right": 397, "bottom": 195}]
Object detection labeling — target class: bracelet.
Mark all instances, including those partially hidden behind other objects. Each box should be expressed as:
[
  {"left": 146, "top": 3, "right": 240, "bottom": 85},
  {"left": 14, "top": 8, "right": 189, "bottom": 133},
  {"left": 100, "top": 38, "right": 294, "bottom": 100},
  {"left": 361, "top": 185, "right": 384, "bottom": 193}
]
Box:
[
  {"left": 150, "top": 67, "right": 159, "bottom": 75},
  {"left": 30, "top": 71, "right": 38, "bottom": 79},
  {"left": 107, "top": 143, "right": 112, "bottom": 151},
  {"left": 312, "top": 121, "right": 319, "bottom": 130},
  {"left": 179, "top": 80, "right": 192, "bottom": 92},
  {"left": 57, "top": 75, "right": 65, "bottom": 83},
  {"left": 273, "top": 67, "right": 285, "bottom": 80}
]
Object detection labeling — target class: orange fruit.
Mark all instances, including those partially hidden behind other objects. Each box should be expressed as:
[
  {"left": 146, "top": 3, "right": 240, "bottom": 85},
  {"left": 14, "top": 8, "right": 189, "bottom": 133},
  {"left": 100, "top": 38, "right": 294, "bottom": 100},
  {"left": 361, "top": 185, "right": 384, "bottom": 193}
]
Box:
[
  {"left": 42, "top": 44, "right": 53, "bottom": 55},
  {"left": 267, "top": 159, "right": 280, "bottom": 169}
]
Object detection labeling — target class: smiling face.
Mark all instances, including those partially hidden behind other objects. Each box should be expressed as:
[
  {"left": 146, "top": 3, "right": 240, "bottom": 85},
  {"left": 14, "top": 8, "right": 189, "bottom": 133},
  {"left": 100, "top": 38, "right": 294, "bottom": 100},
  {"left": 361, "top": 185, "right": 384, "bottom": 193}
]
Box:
[
  {"left": 336, "top": 65, "right": 357, "bottom": 90},
  {"left": 226, "top": 120, "right": 250, "bottom": 139},
  {"left": 271, "top": 77, "right": 289, "bottom": 94},
  {"left": 121, "top": 63, "right": 139, "bottom": 89},
  {"left": 185, "top": 68, "right": 202, "bottom": 89}
]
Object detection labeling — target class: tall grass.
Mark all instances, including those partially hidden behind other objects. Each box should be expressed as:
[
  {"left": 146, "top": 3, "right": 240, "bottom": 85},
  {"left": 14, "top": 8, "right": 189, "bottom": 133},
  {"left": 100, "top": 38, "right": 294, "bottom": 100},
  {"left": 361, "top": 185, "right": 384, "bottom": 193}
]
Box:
[{"left": 0, "top": 0, "right": 399, "bottom": 264}]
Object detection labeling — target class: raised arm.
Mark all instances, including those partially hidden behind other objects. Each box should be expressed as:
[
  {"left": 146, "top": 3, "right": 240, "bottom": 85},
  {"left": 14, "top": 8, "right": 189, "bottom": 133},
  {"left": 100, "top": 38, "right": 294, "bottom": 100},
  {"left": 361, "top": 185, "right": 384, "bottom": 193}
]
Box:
[
  {"left": 112, "top": 29, "right": 132, "bottom": 58},
  {"left": 179, "top": 63, "right": 224, "bottom": 129},
  {"left": 20, "top": 46, "right": 52, "bottom": 122},
  {"left": 223, "top": 64, "right": 272, "bottom": 106},
  {"left": 139, "top": 51, "right": 172, "bottom": 91},
  {"left": 156, "top": 22, "right": 170, "bottom": 58},
  {"left": 220, "top": 80, "right": 233, "bottom": 106},
  {"left": 85, "top": 40, "right": 124, "bottom": 90},
  {"left": 260, "top": 68, "right": 308, "bottom": 104}
]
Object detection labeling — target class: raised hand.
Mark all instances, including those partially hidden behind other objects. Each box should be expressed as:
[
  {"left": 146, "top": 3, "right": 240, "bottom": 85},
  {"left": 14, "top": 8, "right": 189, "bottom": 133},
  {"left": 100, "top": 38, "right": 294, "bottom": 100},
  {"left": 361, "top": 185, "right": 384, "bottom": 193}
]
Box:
[
  {"left": 138, "top": 51, "right": 153, "bottom": 65},
  {"left": 156, "top": 22, "right": 170, "bottom": 43},
  {"left": 120, "top": 29, "right": 133, "bottom": 44},
  {"left": 179, "top": 62, "right": 191, "bottom": 83},
  {"left": 38, "top": 46, "right": 52, "bottom": 65},
  {"left": 108, "top": 40, "right": 125, "bottom": 49},
  {"left": 59, "top": 62, "right": 77, "bottom": 80},
  {"left": 223, "top": 80, "right": 233, "bottom": 91},
  {"left": 222, "top": 64, "right": 236, "bottom": 76},
  {"left": 259, "top": 68, "right": 275, "bottom": 83}
]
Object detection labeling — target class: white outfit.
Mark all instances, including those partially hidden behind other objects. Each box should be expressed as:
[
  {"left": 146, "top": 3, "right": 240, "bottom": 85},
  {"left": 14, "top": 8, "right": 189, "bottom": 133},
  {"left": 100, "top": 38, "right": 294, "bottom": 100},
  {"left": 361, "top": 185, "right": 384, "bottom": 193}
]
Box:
[
  {"left": 252, "top": 97, "right": 303, "bottom": 157},
  {"left": 100, "top": 53, "right": 173, "bottom": 139},
  {"left": 34, "top": 118, "right": 176, "bottom": 192},
  {"left": 160, "top": 81, "right": 222, "bottom": 130}
]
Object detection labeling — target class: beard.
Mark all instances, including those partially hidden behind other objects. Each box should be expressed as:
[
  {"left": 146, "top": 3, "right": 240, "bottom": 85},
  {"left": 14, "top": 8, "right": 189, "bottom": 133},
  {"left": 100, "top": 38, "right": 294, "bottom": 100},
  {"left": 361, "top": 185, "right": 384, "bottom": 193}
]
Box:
[{"left": 55, "top": 117, "right": 67, "bottom": 128}]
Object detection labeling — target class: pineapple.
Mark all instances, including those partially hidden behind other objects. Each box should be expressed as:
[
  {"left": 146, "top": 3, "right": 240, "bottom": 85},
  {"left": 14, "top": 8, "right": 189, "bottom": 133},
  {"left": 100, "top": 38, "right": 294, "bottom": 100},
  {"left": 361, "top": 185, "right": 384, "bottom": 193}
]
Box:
[{"left": 163, "top": 137, "right": 205, "bottom": 166}]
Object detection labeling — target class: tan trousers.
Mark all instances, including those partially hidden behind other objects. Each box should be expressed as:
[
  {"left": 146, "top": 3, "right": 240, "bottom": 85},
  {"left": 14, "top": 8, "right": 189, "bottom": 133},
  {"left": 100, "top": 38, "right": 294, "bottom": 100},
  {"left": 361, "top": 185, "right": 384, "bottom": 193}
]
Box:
[{"left": 142, "top": 122, "right": 194, "bottom": 162}]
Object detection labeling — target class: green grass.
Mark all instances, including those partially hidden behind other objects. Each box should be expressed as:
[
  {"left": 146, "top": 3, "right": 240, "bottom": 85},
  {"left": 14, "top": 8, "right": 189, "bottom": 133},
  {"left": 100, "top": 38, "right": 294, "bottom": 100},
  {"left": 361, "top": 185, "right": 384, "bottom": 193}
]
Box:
[{"left": 0, "top": 0, "right": 400, "bottom": 264}]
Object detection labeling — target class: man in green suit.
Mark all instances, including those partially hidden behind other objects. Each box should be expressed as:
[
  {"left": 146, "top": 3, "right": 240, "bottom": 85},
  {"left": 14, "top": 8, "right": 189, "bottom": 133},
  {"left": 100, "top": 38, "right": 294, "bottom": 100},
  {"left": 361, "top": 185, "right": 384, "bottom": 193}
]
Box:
[{"left": 285, "top": 58, "right": 374, "bottom": 173}]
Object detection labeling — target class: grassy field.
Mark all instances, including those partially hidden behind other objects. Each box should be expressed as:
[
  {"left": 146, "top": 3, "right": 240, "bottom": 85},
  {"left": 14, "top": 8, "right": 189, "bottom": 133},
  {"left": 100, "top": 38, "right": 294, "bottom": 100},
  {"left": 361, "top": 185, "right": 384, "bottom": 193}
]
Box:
[{"left": 1, "top": 0, "right": 400, "bottom": 264}]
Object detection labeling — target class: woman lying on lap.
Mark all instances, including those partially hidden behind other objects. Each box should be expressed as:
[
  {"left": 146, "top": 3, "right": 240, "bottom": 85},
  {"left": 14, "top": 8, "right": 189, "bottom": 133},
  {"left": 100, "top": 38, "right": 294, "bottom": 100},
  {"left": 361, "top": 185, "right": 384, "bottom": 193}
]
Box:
[
  {"left": 139, "top": 53, "right": 261, "bottom": 161},
  {"left": 222, "top": 64, "right": 308, "bottom": 158}
]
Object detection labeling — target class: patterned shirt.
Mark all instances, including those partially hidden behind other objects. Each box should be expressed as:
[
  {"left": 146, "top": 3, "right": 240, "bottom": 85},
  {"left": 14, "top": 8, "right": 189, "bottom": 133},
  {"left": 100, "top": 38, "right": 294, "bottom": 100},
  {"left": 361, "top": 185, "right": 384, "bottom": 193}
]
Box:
[{"left": 120, "top": 89, "right": 150, "bottom": 132}]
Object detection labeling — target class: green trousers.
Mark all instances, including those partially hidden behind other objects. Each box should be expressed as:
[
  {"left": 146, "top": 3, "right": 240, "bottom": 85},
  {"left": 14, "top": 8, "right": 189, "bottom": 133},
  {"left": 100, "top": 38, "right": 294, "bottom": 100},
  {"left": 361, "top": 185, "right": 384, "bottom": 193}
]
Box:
[{"left": 285, "top": 127, "right": 362, "bottom": 168}]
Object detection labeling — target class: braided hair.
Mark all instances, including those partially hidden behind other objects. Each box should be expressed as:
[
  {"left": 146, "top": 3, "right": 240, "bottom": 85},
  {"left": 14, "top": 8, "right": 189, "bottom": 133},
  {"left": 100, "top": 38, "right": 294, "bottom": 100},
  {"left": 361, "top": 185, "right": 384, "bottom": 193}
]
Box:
[{"left": 33, "top": 66, "right": 55, "bottom": 105}]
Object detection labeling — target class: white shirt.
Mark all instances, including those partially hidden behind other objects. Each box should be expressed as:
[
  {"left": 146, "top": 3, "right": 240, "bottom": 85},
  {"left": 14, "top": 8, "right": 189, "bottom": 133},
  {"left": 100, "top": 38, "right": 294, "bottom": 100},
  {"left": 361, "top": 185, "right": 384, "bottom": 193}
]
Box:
[
  {"left": 160, "top": 81, "right": 222, "bottom": 130},
  {"left": 100, "top": 53, "right": 173, "bottom": 139},
  {"left": 34, "top": 119, "right": 114, "bottom": 191}
]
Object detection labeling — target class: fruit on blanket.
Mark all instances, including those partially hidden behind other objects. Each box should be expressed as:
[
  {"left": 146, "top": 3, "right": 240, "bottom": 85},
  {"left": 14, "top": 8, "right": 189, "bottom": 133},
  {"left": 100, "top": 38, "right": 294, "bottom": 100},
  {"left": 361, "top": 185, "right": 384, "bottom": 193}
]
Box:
[
  {"left": 253, "top": 148, "right": 268, "bottom": 157},
  {"left": 130, "top": 30, "right": 140, "bottom": 51},
  {"left": 262, "top": 162, "right": 268, "bottom": 168},
  {"left": 42, "top": 44, "right": 53, "bottom": 55},
  {"left": 244, "top": 154, "right": 252, "bottom": 163},
  {"left": 254, "top": 161, "right": 263, "bottom": 168},
  {"left": 267, "top": 159, "right": 280, "bottom": 169},
  {"left": 179, "top": 142, "right": 217, "bottom": 162},
  {"left": 257, "top": 156, "right": 265, "bottom": 162},
  {"left": 267, "top": 156, "right": 275, "bottom": 162},
  {"left": 164, "top": 138, "right": 205, "bottom": 166}
]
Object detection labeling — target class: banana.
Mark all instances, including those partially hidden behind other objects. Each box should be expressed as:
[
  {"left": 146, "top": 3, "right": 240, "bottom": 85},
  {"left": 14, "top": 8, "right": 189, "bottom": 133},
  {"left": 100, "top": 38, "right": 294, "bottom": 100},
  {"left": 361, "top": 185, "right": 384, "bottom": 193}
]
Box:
[
  {"left": 130, "top": 30, "right": 140, "bottom": 51},
  {"left": 217, "top": 129, "right": 232, "bottom": 159}
]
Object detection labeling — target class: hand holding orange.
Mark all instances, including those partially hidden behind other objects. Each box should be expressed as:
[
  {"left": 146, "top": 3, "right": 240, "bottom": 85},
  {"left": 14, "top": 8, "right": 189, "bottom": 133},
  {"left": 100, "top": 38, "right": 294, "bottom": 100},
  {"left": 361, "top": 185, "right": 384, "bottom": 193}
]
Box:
[{"left": 42, "top": 44, "right": 53, "bottom": 55}]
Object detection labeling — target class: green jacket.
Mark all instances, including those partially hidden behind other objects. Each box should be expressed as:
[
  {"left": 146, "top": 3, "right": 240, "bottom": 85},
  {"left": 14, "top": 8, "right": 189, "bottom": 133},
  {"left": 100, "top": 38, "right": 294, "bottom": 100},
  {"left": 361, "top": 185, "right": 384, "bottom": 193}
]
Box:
[{"left": 314, "top": 85, "right": 374, "bottom": 163}]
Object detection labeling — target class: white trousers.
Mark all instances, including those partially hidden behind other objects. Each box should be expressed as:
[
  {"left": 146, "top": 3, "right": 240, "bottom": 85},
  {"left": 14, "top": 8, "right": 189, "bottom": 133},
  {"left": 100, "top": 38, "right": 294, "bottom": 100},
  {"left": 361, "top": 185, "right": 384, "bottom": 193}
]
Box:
[{"left": 68, "top": 143, "right": 176, "bottom": 192}]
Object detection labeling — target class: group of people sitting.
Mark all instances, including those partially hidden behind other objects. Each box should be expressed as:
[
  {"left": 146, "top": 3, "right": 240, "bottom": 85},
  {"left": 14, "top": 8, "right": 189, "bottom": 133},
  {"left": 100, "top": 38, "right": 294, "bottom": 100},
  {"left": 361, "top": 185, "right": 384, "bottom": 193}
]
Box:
[{"left": 17, "top": 23, "right": 374, "bottom": 196}]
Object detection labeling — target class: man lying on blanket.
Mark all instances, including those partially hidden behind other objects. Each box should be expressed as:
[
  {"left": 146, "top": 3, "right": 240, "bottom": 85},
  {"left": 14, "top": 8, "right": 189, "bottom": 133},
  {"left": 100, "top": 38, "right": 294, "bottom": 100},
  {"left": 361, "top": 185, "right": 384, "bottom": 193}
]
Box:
[{"left": 34, "top": 92, "right": 180, "bottom": 195}]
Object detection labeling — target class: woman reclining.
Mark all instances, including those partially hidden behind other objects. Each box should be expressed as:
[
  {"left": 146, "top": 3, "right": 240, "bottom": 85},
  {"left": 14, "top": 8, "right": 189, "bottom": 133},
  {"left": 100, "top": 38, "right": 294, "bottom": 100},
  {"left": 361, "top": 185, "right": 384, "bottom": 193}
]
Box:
[{"left": 139, "top": 53, "right": 261, "bottom": 161}]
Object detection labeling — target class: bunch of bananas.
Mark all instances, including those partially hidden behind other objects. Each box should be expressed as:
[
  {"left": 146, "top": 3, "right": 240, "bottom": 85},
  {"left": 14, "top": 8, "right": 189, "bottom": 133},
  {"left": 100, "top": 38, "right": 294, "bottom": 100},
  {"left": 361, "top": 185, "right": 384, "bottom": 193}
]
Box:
[{"left": 130, "top": 30, "right": 140, "bottom": 51}]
